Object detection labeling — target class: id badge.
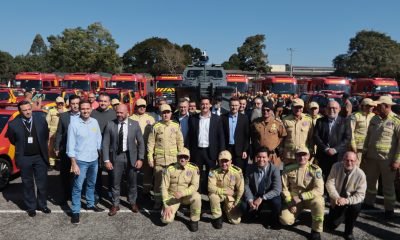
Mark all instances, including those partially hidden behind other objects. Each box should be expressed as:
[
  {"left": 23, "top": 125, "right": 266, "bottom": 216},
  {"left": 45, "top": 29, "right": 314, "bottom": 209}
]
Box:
[{"left": 28, "top": 137, "right": 33, "bottom": 144}]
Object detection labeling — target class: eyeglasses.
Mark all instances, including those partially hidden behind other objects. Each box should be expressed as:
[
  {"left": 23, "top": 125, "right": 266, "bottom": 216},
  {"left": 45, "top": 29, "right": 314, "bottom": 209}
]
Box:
[{"left": 178, "top": 156, "right": 189, "bottom": 160}]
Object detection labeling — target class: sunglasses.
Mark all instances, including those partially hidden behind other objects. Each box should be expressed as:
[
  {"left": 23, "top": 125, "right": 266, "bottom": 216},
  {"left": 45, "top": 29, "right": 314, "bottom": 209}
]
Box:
[
  {"left": 262, "top": 108, "right": 271, "bottom": 112},
  {"left": 162, "top": 111, "right": 171, "bottom": 114},
  {"left": 136, "top": 105, "right": 146, "bottom": 108},
  {"left": 178, "top": 155, "right": 189, "bottom": 160}
]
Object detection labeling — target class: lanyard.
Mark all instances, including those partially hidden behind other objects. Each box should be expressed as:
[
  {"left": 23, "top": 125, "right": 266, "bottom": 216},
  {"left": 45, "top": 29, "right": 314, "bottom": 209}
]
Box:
[{"left": 22, "top": 118, "right": 33, "bottom": 135}]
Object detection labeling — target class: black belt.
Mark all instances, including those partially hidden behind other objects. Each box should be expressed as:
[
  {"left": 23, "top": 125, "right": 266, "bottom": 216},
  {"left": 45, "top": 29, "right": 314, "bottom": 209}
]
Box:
[
  {"left": 198, "top": 147, "right": 209, "bottom": 150},
  {"left": 117, "top": 150, "right": 129, "bottom": 155}
]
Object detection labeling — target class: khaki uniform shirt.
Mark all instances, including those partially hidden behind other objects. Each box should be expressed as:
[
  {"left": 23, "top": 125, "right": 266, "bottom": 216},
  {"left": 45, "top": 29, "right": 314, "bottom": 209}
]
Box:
[
  {"left": 161, "top": 162, "right": 200, "bottom": 205},
  {"left": 363, "top": 112, "right": 400, "bottom": 163},
  {"left": 282, "top": 162, "right": 324, "bottom": 203},
  {"left": 208, "top": 165, "right": 244, "bottom": 205},
  {"left": 130, "top": 113, "right": 155, "bottom": 144},
  {"left": 282, "top": 113, "right": 313, "bottom": 159},
  {"left": 350, "top": 111, "right": 375, "bottom": 151},
  {"left": 147, "top": 120, "right": 184, "bottom": 166}
]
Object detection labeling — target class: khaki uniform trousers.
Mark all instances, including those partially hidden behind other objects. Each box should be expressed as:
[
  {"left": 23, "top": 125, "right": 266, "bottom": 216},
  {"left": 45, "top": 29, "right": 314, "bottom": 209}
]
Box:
[
  {"left": 362, "top": 158, "right": 397, "bottom": 211},
  {"left": 209, "top": 194, "right": 242, "bottom": 225},
  {"left": 280, "top": 196, "right": 325, "bottom": 232},
  {"left": 161, "top": 192, "right": 202, "bottom": 223}
]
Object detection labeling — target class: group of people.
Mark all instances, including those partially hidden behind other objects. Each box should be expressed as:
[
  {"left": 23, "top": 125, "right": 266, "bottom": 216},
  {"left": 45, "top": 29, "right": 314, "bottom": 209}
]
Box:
[{"left": 5, "top": 90, "right": 400, "bottom": 240}]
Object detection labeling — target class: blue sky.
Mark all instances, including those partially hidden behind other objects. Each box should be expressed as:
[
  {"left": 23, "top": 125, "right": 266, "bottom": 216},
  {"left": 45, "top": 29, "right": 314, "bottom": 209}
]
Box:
[{"left": 1, "top": 0, "right": 399, "bottom": 67}]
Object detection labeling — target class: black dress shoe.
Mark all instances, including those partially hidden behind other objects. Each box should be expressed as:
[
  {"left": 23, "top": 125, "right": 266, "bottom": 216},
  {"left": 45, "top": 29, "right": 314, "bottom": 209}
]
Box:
[
  {"left": 28, "top": 210, "right": 36, "bottom": 217},
  {"left": 87, "top": 205, "right": 105, "bottom": 212},
  {"left": 71, "top": 213, "right": 80, "bottom": 224},
  {"left": 212, "top": 217, "right": 223, "bottom": 229},
  {"left": 39, "top": 207, "right": 51, "bottom": 214}
]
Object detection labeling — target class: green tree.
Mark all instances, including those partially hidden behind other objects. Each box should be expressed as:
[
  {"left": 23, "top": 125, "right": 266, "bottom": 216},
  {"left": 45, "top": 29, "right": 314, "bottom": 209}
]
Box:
[
  {"left": 237, "top": 34, "right": 271, "bottom": 73},
  {"left": 28, "top": 34, "right": 48, "bottom": 56},
  {"left": 222, "top": 53, "right": 240, "bottom": 70},
  {"left": 47, "top": 22, "right": 121, "bottom": 73},
  {"left": 122, "top": 37, "right": 195, "bottom": 75},
  {"left": 0, "top": 50, "right": 16, "bottom": 82},
  {"left": 333, "top": 30, "right": 400, "bottom": 78}
]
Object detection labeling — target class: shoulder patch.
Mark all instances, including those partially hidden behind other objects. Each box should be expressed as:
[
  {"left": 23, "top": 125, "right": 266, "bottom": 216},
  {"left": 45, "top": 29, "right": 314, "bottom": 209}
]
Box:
[
  {"left": 230, "top": 165, "right": 242, "bottom": 173},
  {"left": 153, "top": 122, "right": 163, "bottom": 128},
  {"left": 303, "top": 114, "right": 312, "bottom": 120},
  {"left": 310, "top": 163, "right": 320, "bottom": 170},
  {"left": 170, "top": 121, "right": 180, "bottom": 126},
  {"left": 187, "top": 162, "right": 199, "bottom": 169}
]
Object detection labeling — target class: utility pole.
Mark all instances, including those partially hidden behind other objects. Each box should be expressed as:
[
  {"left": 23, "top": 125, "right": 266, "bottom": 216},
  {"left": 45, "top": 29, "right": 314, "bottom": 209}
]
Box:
[{"left": 287, "top": 48, "right": 294, "bottom": 76}]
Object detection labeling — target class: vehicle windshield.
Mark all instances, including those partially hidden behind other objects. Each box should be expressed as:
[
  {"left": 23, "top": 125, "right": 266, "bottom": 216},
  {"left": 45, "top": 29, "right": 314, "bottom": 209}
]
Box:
[
  {"left": 157, "top": 81, "right": 181, "bottom": 88},
  {"left": 62, "top": 81, "right": 90, "bottom": 91},
  {"left": 373, "top": 85, "right": 399, "bottom": 93},
  {"left": 228, "top": 82, "right": 248, "bottom": 93},
  {"left": 0, "top": 114, "right": 11, "bottom": 133},
  {"left": 310, "top": 95, "right": 343, "bottom": 109},
  {"left": 108, "top": 93, "right": 120, "bottom": 100},
  {"left": 42, "top": 93, "right": 60, "bottom": 101},
  {"left": 0, "top": 92, "right": 10, "bottom": 101},
  {"left": 108, "top": 81, "right": 137, "bottom": 91},
  {"left": 186, "top": 70, "right": 223, "bottom": 79},
  {"left": 271, "top": 83, "right": 297, "bottom": 94},
  {"left": 14, "top": 80, "right": 42, "bottom": 90},
  {"left": 325, "top": 84, "right": 350, "bottom": 93}
]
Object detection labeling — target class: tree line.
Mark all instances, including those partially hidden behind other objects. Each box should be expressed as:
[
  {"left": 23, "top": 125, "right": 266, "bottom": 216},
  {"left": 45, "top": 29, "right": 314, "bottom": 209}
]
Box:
[{"left": 1, "top": 22, "right": 400, "bottom": 81}]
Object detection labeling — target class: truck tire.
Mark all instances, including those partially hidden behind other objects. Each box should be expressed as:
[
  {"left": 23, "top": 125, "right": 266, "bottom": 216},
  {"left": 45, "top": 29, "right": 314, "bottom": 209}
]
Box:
[{"left": 0, "top": 158, "right": 11, "bottom": 190}]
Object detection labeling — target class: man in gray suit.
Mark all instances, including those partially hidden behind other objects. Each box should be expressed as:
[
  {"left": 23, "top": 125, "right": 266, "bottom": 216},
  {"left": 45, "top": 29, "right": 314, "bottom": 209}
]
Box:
[
  {"left": 241, "top": 147, "right": 282, "bottom": 229},
  {"left": 102, "top": 104, "right": 145, "bottom": 216}
]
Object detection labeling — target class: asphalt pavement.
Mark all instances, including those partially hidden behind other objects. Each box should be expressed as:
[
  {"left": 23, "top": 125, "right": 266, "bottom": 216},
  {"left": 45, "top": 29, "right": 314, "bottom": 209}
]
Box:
[{"left": 0, "top": 170, "right": 399, "bottom": 240}]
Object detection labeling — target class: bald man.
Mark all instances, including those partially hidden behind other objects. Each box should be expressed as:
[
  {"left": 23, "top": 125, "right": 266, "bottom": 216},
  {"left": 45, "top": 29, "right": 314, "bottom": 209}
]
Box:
[
  {"left": 102, "top": 104, "right": 145, "bottom": 215},
  {"left": 314, "top": 101, "right": 352, "bottom": 179}
]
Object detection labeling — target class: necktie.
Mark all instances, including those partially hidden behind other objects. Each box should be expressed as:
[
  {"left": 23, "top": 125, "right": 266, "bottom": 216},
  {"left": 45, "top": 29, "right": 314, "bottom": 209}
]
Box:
[
  {"left": 258, "top": 169, "right": 265, "bottom": 194},
  {"left": 118, "top": 122, "right": 124, "bottom": 153},
  {"left": 340, "top": 171, "right": 350, "bottom": 198}
]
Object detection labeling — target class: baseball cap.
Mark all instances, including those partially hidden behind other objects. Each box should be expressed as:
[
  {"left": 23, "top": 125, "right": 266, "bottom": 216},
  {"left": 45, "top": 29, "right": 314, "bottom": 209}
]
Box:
[
  {"left": 178, "top": 148, "right": 190, "bottom": 158},
  {"left": 56, "top": 96, "right": 65, "bottom": 103},
  {"left": 295, "top": 146, "right": 310, "bottom": 155},
  {"left": 360, "top": 98, "right": 376, "bottom": 107},
  {"left": 136, "top": 98, "right": 146, "bottom": 106},
  {"left": 309, "top": 102, "right": 319, "bottom": 109},
  {"left": 160, "top": 104, "right": 172, "bottom": 112},
  {"left": 375, "top": 96, "right": 395, "bottom": 105},
  {"left": 292, "top": 98, "right": 304, "bottom": 107},
  {"left": 111, "top": 98, "right": 120, "bottom": 105},
  {"left": 218, "top": 150, "right": 232, "bottom": 161}
]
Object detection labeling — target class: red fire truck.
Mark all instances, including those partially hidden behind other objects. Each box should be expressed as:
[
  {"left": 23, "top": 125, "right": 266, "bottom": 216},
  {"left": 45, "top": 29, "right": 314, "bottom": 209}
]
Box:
[
  {"left": 62, "top": 73, "right": 108, "bottom": 93},
  {"left": 155, "top": 74, "right": 183, "bottom": 104},
  {"left": 226, "top": 74, "right": 249, "bottom": 94},
  {"left": 308, "top": 77, "right": 351, "bottom": 94},
  {"left": 253, "top": 76, "right": 297, "bottom": 96},
  {"left": 351, "top": 78, "right": 399, "bottom": 95},
  {"left": 13, "top": 72, "right": 60, "bottom": 90}
]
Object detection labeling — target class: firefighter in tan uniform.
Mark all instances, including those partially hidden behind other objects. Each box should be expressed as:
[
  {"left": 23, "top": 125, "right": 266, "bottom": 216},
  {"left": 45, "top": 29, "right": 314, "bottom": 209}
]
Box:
[
  {"left": 350, "top": 98, "right": 376, "bottom": 163},
  {"left": 130, "top": 98, "right": 156, "bottom": 195},
  {"left": 306, "top": 102, "right": 322, "bottom": 157},
  {"left": 148, "top": 104, "right": 184, "bottom": 209},
  {"left": 160, "top": 148, "right": 201, "bottom": 232},
  {"left": 361, "top": 96, "right": 400, "bottom": 218},
  {"left": 282, "top": 98, "right": 313, "bottom": 164},
  {"left": 46, "top": 96, "right": 67, "bottom": 168},
  {"left": 280, "top": 147, "right": 325, "bottom": 240},
  {"left": 208, "top": 151, "right": 244, "bottom": 229},
  {"left": 251, "top": 101, "right": 287, "bottom": 168}
]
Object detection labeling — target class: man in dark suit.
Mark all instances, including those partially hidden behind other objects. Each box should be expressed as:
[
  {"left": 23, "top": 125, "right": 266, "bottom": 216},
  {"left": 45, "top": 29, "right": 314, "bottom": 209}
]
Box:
[
  {"left": 241, "top": 147, "right": 282, "bottom": 229},
  {"left": 102, "top": 104, "right": 145, "bottom": 216},
  {"left": 54, "top": 94, "right": 81, "bottom": 205},
  {"left": 188, "top": 96, "right": 225, "bottom": 192},
  {"left": 221, "top": 97, "right": 250, "bottom": 171},
  {"left": 6, "top": 100, "right": 51, "bottom": 217},
  {"left": 314, "top": 100, "right": 352, "bottom": 178},
  {"left": 173, "top": 98, "right": 190, "bottom": 147}
]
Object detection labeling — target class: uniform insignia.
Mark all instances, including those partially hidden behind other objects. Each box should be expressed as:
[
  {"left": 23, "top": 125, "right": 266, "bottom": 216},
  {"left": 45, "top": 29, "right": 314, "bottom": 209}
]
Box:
[
  {"left": 208, "top": 172, "right": 214, "bottom": 177},
  {"left": 302, "top": 122, "right": 309, "bottom": 127},
  {"left": 146, "top": 120, "right": 150, "bottom": 125},
  {"left": 315, "top": 171, "right": 322, "bottom": 179},
  {"left": 386, "top": 122, "right": 393, "bottom": 127},
  {"left": 186, "top": 171, "right": 192, "bottom": 177},
  {"left": 271, "top": 123, "right": 277, "bottom": 131},
  {"left": 230, "top": 175, "right": 236, "bottom": 181}
]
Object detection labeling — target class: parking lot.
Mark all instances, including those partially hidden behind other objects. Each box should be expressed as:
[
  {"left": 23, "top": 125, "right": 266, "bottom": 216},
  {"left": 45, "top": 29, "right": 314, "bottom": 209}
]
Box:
[{"left": 0, "top": 170, "right": 399, "bottom": 240}]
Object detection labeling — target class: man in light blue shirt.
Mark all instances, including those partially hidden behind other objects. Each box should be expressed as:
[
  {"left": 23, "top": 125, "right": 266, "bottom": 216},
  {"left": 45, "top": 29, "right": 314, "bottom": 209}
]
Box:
[{"left": 67, "top": 100, "right": 103, "bottom": 224}]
